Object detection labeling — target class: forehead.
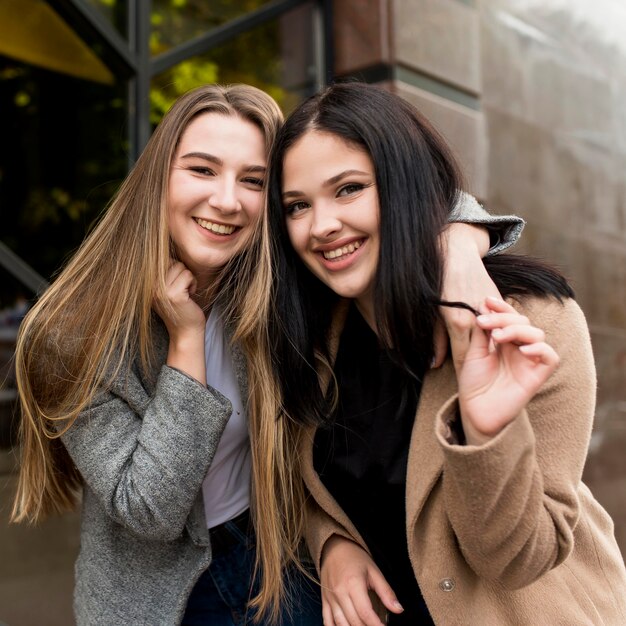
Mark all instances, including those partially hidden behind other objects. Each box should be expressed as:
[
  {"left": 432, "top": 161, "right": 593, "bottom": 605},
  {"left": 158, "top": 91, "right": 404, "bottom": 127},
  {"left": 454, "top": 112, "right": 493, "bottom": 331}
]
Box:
[
  {"left": 177, "top": 111, "right": 266, "bottom": 160},
  {"left": 288, "top": 130, "right": 366, "bottom": 156},
  {"left": 283, "top": 130, "right": 374, "bottom": 180}
]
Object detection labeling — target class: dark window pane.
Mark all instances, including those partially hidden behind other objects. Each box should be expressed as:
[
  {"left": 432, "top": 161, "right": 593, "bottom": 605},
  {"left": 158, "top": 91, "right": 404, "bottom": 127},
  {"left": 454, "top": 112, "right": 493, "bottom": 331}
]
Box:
[
  {"left": 151, "top": 2, "right": 318, "bottom": 123},
  {"left": 151, "top": 0, "right": 275, "bottom": 56},
  {"left": 84, "top": 0, "right": 128, "bottom": 37},
  {"left": 0, "top": 55, "right": 128, "bottom": 300}
]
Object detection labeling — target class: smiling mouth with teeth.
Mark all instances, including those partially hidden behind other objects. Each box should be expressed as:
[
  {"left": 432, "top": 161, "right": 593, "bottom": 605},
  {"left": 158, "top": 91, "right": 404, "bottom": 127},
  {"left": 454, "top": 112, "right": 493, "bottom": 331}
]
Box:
[
  {"left": 322, "top": 240, "right": 363, "bottom": 260},
  {"left": 195, "top": 217, "right": 238, "bottom": 235}
]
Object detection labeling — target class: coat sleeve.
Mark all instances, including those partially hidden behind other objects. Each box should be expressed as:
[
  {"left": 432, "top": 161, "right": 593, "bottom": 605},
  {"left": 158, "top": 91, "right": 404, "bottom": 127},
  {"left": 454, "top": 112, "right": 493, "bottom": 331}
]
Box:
[
  {"left": 435, "top": 296, "right": 596, "bottom": 589},
  {"left": 304, "top": 496, "right": 365, "bottom": 572},
  {"left": 61, "top": 363, "right": 232, "bottom": 541},
  {"left": 449, "top": 191, "right": 525, "bottom": 255}
]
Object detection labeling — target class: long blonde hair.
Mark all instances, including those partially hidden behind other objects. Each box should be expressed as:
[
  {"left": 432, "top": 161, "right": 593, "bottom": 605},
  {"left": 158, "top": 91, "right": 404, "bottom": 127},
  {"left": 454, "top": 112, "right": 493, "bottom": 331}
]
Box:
[{"left": 11, "top": 83, "right": 305, "bottom": 620}]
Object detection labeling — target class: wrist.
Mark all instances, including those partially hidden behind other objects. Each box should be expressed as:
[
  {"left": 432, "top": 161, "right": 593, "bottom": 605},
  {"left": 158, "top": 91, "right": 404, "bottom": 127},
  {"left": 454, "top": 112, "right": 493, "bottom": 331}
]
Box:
[
  {"left": 445, "top": 223, "right": 489, "bottom": 258},
  {"left": 459, "top": 405, "right": 504, "bottom": 446}
]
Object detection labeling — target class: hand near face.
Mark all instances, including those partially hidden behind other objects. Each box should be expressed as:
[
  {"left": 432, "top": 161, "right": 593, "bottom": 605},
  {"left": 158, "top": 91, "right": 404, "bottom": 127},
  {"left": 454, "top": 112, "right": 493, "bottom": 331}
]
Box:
[
  {"left": 154, "top": 262, "right": 206, "bottom": 336},
  {"left": 154, "top": 262, "right": 207, "bottom": 386},
  {"left": 457, "top": 297, "right": 560, "bottom": 445},
  {"left": 320, "top": 535, "right": 403, "bottom": 626}
]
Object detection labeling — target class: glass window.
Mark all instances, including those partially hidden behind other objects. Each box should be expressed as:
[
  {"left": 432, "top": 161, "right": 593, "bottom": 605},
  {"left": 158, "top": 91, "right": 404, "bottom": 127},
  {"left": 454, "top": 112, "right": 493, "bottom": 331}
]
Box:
[
  {"left": 151, "top": 2, "right": 318, "bottom": 123},
  {"left": 151, "top": 0, "right": 275, "bottom": 56},
  {"left": 0, "top": 54, "right": 128, "bottom": 299},
  {"left": 84, "top": 0, "right": 128, "bottom": 38}
]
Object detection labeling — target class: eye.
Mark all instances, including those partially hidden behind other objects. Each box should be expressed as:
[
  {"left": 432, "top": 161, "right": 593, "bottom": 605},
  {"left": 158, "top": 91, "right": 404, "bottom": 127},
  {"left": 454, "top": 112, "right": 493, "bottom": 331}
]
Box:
[
  {"left": 188, "top": 166, "right": 215, "bottom": 176},
  {"left": 242, "top": 177, "right": 265, "bottom": 189},
  {"left": 284, "top": 200, "right": 310, "bottom": 216},
  {"left": 337, "top": 183, "right": 365, "bottom": 197}
]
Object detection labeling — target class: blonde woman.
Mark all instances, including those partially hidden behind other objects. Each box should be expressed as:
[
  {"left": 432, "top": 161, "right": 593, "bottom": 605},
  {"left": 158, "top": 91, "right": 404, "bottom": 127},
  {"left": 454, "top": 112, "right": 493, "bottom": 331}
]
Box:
[{"left": 11, "top": 83, "right": 522, "bottom": 625}]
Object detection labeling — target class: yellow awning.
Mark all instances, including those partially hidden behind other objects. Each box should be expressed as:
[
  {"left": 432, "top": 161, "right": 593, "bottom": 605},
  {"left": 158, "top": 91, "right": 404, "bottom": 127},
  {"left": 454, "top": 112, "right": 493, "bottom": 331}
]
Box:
[{"left": 0, "top": 0, "right": 114, "bottom": 84}]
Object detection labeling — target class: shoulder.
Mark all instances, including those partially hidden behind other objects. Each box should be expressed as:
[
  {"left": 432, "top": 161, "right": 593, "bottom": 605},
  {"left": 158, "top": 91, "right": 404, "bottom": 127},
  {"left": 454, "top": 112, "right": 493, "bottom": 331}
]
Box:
[{"left": 509, "top": 295, "right": 589, "bottom": 346}]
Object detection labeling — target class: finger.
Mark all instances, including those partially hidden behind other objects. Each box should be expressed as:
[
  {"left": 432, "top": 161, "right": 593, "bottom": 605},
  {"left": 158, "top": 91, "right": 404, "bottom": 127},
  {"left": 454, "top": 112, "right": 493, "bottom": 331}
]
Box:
[
  {"left": 484, "top": 296, "right": 518, "bottom": 314},
  {"left": 332, "top": 603, "right": 360, "bottom": 626},
  {"left": 168, "top": 268, "right": 197, "bottom": 297},
  {"left": 165, "top": 261, "right": 188, "bottom": 284},
  {"left": 519, "top": 342, "right": 560, "bottom": 368},
  {"left": 441, "top": 307, "right": 476, "bottom": 369},
  {"left": 322, "top": 597, "right": 336, "bottom": 626},
  {"left": 464, "top": 316, "right": 491, "bottom": 360},
  {"left": 323, "top": 588, "right": 364, "bottom": 626},
  {"left": 476, "top": 312, "right": 531, "bottom": 330},
  {"left": 490, "top": 325, "right": 545, "bottom": 346},
  {"left": 366, "top": 567, "right": 403, "bottom": 616},
  {"left": 431, "top": 320, "right": 448, "bottom": 368}
]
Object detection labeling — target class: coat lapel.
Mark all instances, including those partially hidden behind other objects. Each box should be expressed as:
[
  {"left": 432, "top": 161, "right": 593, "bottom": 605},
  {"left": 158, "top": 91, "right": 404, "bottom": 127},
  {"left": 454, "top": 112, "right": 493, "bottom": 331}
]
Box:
[
  {"left": 406, "top": 359, "right": 458, "bottom": 528},
  {"left": 301, "top": 300, "right": 460, "bottom": 538},
  {"left": 300, "top": 300, "right": 367, "bottom": 541}
]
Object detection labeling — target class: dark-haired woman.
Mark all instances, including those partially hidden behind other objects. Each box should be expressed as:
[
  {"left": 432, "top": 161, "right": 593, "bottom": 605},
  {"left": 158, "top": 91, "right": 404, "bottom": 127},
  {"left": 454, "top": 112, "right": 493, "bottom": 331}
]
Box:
[{"left": 265, "top": 82, "right": 626, "bottom": 625}]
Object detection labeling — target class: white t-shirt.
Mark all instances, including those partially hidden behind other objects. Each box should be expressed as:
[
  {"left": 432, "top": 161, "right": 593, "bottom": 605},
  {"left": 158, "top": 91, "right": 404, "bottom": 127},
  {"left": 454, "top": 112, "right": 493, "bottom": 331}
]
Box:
[{"left": 201, "top": 308, "right": 250, "bottom": 528}]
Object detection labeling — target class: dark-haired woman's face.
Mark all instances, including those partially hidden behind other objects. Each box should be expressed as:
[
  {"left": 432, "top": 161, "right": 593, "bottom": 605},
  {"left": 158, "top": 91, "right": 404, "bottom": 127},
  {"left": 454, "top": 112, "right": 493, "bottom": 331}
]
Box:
[{"left": 282, "top": 130, "right": 380, "bottom": 308}]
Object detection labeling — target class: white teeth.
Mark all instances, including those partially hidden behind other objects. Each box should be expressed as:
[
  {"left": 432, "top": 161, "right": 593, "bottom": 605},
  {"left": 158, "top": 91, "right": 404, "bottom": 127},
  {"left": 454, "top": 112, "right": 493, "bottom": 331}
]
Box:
[
  {"left": 323, "top": 240, "right": 361, "bottom": 260},
  {"left": 196, "top": 218, "right": 236, "bottom": 235}
]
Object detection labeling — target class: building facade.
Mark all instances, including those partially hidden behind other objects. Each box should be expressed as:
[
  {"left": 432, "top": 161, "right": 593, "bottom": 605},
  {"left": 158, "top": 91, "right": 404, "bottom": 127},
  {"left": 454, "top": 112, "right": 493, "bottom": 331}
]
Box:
[{"left": 1, "top": 0, "right": 624, "bottom": 623}]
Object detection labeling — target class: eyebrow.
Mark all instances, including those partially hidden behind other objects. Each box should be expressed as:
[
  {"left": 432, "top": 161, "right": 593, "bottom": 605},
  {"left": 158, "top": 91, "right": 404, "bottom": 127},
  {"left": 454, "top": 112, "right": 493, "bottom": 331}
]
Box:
[
  {"left": 282, "top": 169, "right": 371, "bottom": 199},
  {"left": 181, "top": 151, "right": 266, "bottom": 173}
]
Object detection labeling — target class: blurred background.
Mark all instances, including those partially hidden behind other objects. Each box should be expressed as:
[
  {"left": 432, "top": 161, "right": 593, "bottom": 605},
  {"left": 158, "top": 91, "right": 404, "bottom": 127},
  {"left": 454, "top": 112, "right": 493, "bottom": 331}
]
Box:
[{"left": 1, "top": 0, "right": 625, "bottom": 624}]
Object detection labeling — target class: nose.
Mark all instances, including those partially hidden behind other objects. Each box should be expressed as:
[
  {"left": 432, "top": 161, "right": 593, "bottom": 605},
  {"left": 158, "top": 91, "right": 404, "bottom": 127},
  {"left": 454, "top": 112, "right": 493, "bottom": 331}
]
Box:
[
  {"left": 208, "top": 178, "right": 241, "bottom": 214},
  {"left": 310, "top": 203, "right": 342, "bottom": 240}
]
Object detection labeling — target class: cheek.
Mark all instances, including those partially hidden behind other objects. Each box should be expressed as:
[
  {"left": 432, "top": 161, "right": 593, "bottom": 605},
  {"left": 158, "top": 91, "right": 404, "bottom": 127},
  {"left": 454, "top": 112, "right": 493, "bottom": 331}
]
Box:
[
  {"left": 285, "top": 221, "right": 304, "bottom": 254},
  {"left": 245, "top": 193, "right": 264, "bottom": 223}
]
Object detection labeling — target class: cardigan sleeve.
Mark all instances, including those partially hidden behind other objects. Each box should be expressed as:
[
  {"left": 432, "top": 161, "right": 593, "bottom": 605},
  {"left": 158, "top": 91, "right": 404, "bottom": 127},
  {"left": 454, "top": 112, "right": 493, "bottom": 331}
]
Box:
[
  {"left": 435, "top": 296, "right": 596, "bottom": 589},
  {"left": 60, "top": 363, "right": 232, "bottom": 541},
  {"left": 449, "top": 191, "right": 525, "bottom": 255}
]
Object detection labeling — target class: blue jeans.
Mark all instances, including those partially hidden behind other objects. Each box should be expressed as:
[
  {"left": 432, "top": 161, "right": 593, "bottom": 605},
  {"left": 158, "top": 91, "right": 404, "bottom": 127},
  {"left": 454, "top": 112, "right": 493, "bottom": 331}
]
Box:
[{"left": 182, "top": 516, "right": 322, "bottom": 625}]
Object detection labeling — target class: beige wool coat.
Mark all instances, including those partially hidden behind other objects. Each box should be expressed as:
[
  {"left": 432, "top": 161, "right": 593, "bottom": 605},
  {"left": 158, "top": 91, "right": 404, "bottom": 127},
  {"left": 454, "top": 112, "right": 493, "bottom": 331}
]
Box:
[{"left": 302, "top": 296, "right": 626, "bottom": 625}]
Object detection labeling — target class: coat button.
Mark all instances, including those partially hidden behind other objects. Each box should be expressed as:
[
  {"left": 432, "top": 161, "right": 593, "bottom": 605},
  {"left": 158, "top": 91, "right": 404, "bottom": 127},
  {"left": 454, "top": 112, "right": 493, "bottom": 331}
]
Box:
[{"left": 439, "top": 578, "right": 455, "bottom": 592}]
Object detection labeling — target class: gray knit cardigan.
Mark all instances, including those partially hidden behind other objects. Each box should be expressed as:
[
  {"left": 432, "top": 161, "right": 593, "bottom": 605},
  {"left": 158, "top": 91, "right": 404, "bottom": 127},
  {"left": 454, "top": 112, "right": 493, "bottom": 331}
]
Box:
[
  {"left": 62, "top": 318, "right": 245, "bottom": 625},
  {"left": 59, "top": 197, "right": 523, "bottom": 625}
]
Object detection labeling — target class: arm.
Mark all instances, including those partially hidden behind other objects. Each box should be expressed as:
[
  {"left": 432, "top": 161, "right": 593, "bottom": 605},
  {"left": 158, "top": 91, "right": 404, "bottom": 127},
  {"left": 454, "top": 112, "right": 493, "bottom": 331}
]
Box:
[
  {"left": 61, "top": 262, "right": 232, "bottom": 541},
  {"left": 306, "top": 499, "right": 401, "bottom": 626},
  {"left": 320, "top": 536, "right": 402, "bottom": 626},
  {"left": 449, "top": 191, "right": 525, "bottom": 255},
  {"left": 62, "top": 365, "right": 231, "bottom": 541},
  {"left": 436, "top": 296, "right": 594, "bottom": 588},
  {"left": 434, "top": 193, "right": 525, "bottom": 368}
]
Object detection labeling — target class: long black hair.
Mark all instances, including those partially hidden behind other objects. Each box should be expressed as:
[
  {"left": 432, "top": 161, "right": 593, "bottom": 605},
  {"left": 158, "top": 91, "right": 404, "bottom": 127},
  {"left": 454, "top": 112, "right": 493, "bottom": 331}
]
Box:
[{"left": 266, "top": 82, "right": 573, "bottom": 426}]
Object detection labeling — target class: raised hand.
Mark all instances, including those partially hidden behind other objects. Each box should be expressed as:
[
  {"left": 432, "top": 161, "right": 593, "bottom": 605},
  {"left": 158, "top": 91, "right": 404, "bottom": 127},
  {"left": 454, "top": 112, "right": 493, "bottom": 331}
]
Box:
[
  {"left": 457, "top": 296, "right": 560, "bottom": 445},
  {"left": 434, "top": 223, "right": 501, "bottom": 369},
  {"left": 320, "top": 535, "right": 403, "bottom": 626},
  {"left": 153, "top": 262, "right": 207, "bottom": 385}
]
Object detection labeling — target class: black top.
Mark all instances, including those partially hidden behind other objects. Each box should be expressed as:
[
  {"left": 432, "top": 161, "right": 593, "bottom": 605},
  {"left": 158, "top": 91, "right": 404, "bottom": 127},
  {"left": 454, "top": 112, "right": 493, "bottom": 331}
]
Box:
[{"left": 313, "top": 305, "right": 434, "bottom": 625}]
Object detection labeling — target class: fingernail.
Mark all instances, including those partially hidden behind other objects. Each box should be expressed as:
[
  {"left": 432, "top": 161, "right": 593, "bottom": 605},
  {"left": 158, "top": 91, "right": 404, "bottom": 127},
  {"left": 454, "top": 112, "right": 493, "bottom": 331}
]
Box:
[
  {"left": 477, "top": 315, "right": 489, "bottom": 323},
  {"left": 394, "top": 601, "right": 404, "bottom": 612},
  {"left": 492, "top": 329, "right": 503, "bottom": 338},
  {"left": 430, "top": 357, "right": 437, "bottom": 368}
]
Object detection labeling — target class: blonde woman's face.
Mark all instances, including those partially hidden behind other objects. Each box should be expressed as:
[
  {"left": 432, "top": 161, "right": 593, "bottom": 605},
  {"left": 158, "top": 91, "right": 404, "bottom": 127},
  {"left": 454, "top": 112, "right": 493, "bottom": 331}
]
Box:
[{"left": 168, "top": 112, "right": 266, "bottom": 280}]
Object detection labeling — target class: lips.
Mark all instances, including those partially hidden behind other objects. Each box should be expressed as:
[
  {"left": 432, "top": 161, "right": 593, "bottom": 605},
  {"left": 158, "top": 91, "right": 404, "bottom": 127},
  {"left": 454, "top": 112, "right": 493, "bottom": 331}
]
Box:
[
  {"left": 316, "top": 238, "right": 365, "bottom": 262},
  {"left": 194, "top": 217, "right": 238, "bottom": 235}
]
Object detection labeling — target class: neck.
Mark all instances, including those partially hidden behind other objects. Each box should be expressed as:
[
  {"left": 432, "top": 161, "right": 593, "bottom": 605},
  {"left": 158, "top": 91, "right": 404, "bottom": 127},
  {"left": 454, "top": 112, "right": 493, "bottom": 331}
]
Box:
[
  {"left": 355, "top": 294, "right": 377, "bottom": 335},
  {"left": 195, "top": 270, "right": 221, "bottom": 309}
]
